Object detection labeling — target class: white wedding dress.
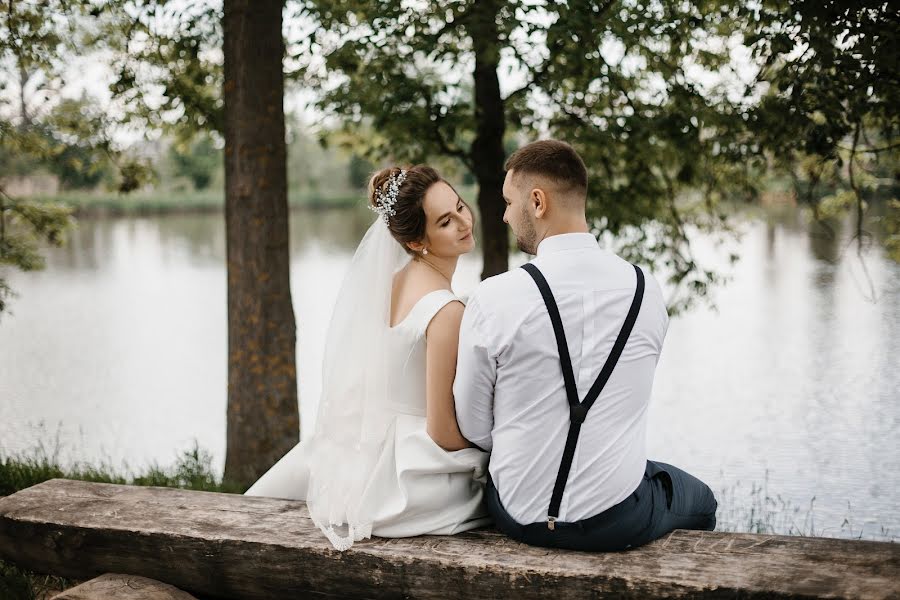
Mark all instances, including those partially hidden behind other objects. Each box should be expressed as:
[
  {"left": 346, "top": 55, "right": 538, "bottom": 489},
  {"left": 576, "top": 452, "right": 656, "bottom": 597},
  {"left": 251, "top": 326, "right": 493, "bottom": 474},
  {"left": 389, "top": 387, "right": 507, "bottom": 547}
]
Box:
[{"left": 244, "top": 220, "right": 489, "bottom": 549}]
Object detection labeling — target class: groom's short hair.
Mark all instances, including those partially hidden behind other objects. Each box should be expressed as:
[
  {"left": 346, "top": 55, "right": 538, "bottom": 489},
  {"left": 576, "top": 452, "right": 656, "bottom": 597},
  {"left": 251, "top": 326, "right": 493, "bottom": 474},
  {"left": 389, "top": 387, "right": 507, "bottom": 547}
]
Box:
[{"left": 504, "top": 139, "right": 588, "bottom": 200}]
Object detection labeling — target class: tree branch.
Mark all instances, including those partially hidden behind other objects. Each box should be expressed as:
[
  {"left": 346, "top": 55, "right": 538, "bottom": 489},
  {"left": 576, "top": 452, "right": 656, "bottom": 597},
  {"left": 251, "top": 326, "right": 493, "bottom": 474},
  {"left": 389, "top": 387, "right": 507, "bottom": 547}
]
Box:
[
  {"left": 422, "top": 92, "right": 473, "bottom": 170},
  {"left": 0, "top": 185, "right": 7, "bottom": 242},
  {"left": 848, "top": 120, "right": 864, "bottom": 249},
  {"left": 837, "top": 140, "right": 900, "bottom": 154},
  {"left": 504, "top": 0, "right": 619, "bottom": 105}
]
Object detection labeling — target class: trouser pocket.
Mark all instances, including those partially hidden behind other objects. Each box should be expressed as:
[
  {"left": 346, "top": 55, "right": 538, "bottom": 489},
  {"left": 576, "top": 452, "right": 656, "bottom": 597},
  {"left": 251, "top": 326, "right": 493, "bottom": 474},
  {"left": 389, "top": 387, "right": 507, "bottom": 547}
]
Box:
[
  {"left": 648, "top": 460, "right": 718, "bottom": 518},
  {"left": 645, "top": 460, "right": 675, "bottom": 509}
]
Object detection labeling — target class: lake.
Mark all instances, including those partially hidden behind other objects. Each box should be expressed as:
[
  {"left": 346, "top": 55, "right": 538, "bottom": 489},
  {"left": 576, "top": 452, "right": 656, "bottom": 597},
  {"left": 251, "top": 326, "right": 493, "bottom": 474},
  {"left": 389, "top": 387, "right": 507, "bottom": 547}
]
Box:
[{"left": 1, "top": 203, "right": 897, "bottom": 541}]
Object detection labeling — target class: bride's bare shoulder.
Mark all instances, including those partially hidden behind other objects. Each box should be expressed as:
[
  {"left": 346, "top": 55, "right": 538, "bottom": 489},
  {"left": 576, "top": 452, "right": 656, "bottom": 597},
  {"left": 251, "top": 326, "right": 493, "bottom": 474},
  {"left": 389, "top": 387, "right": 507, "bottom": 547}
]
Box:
[
  {"left": 425, "top": 299, "right": 465, "bottom": 338},
  {"left": 390, "top": 265, "right": 448, "bottom": 327}
]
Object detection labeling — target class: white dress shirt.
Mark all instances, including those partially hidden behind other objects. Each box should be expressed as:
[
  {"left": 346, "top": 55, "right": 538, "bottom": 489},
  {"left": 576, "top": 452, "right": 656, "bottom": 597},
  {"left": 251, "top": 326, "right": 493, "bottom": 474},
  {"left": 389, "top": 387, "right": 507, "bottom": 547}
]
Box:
[{"left": 454, "top": 232, "right": 669, "bottom": 524}]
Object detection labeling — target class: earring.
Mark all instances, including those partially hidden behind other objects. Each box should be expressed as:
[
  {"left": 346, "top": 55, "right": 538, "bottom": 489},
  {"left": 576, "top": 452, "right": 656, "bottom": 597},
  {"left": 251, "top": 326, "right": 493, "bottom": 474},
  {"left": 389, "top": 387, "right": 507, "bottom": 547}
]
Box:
[{"left": 423, "top": 248, "right": 428, "bottom": 255}]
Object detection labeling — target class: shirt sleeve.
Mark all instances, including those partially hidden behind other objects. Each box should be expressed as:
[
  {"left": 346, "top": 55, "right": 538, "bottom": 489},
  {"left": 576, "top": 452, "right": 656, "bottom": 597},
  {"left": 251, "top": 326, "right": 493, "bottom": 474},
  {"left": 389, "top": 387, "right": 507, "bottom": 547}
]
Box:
[
  {"left": 453, "top": 293, "right": 496, "bottom": 452},
  {"left": 646, "top": 271, "right": 670, "bottom": 360}
]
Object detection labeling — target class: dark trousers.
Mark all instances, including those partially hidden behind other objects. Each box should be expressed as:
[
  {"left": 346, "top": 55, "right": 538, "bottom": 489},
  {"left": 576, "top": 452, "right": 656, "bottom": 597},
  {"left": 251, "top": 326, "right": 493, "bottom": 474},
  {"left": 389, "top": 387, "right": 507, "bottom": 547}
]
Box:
[{"left": 486, "top": 460, "right": 717, "bottom": 552}]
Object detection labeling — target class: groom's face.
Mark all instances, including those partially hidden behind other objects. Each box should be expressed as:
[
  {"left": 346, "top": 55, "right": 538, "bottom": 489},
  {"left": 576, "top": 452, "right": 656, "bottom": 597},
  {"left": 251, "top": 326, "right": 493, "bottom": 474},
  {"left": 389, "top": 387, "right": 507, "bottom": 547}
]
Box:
[{"left": 502, "top": 170, "right": 539, "bottom": 255}]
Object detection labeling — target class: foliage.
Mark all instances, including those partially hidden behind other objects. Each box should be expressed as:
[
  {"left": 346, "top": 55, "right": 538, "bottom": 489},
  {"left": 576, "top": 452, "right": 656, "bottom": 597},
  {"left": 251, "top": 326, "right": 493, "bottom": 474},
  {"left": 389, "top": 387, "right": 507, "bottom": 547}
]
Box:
[
  {"left": 90, "top": 0, "right": 224, "bottom": 138},
  {"left": 19, "top": 0, "right": 896, "bottom": 306},
  {"left": 86, "top": 4, "right": 366, "bottom": 193},
  {"left": 0, "top": 559, "right": 72, "bottom": 600},
  {"left": 0, "top": 190, "right": 72, "bottom": 315},
  {"left": 292, "top": 0, "right": 761, "bottom": 310},
  {"left": 0, "top": 445, "right": 126, "bottom": 496},
  {"left": 0, "top": 441, "right": 242, "bottom": 497},
  {"left": 0, "top": 2, "right": 161, "bottom": 315},
  {"left": 25, "top": 97, "right": 119, "bottom": 188},
  {"left": 1, "top": 2, "right": 106, "bottom": 184},
  {"left": 882, "top": 199, "right": 900, "bottom": 262},
  {"left": 0, "top": 1, "right": 155, "bottom": 190},
  {"left": 168, "top": 132, "right": 221, "bottom": 190},
  {"left": 743, "top": 0, "right": 899, "bottom": 250},
  {"left": 132, "top": 444, "right": 244, "bottom": 492},
  {"left": 0, "top": 0, "right": 71, "bottom": 117},
  {"left": 746, "top": 0, "right": 897, "bottom": 161},
  {"left": 84, "top": 0, "right": 751, "bottom": 306},
  {"left": 347, "top": 152, "right": 375, "bottom": 189}
]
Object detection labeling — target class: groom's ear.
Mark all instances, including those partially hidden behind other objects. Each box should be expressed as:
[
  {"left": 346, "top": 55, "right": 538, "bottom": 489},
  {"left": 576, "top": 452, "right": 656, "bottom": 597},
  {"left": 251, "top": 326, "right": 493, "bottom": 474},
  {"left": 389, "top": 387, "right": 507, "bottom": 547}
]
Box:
[{"left": 531, "top": 187, "right": 548, "bottom": 219}]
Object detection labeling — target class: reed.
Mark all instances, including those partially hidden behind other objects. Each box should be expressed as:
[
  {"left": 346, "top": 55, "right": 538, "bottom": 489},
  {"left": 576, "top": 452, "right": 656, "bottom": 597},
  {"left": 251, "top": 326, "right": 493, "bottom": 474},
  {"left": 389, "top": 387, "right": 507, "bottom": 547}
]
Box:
[{"left": 714, "top": 471, "right": 895, "bottom": 542}]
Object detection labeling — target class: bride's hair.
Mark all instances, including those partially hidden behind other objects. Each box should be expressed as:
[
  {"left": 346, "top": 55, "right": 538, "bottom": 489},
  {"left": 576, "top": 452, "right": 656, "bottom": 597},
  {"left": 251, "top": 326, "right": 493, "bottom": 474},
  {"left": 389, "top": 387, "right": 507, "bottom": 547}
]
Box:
[{"left": 368, "top": 165, "right": 469, "bottom": 255}]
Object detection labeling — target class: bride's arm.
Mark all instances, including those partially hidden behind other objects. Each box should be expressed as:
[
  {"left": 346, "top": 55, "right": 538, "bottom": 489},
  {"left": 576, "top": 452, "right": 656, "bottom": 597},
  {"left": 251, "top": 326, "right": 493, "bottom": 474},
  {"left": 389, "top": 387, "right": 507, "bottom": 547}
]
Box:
[{"left": 425, "top": 301, "right": 474, "bottom": 451}]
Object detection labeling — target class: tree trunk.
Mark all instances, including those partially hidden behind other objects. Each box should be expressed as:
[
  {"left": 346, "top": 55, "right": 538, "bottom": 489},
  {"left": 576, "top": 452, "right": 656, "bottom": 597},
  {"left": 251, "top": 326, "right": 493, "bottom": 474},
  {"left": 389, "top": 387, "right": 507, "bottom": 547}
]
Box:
[
  {"left": 222, "top": 0, "right": 299, "bottom": 488},
  {"left": 469, "top": 0, "right": 508, "bottom": 280}
]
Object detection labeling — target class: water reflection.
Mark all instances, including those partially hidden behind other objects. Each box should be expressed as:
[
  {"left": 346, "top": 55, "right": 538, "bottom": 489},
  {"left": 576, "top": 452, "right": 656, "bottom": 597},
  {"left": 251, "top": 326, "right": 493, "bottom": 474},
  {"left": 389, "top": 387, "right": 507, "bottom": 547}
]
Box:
[
  {"left": 808, "top": 220, "right": 842, "bottom": 265},
  {"left": 0, "top": 203, "right": 897, "bottom": 541},
  {"left": 291, "top": 206, "right": 373, "bottom": 252}
]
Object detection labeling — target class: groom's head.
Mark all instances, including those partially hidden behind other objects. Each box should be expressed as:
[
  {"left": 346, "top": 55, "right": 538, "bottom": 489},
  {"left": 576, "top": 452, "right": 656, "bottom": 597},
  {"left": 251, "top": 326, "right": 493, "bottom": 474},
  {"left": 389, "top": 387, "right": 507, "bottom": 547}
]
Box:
[{"left": 502, "top": 139, "right": 588, "bottom": 254}]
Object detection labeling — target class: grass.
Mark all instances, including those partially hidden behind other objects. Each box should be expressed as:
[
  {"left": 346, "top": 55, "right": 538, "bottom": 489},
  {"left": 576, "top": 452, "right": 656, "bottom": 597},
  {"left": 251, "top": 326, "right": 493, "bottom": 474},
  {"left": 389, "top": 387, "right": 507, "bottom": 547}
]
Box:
[
  {"left": 27, "top": 188, "right": 362, "bottom": 216},
  {"left": 715, "top": 471, "right": 896, "bottom": 543},
  {"left": 0, "top": 441, "right": 243, "bottom": 600},
  {"left": 0, "top": 562, "right": 71, "bottom": 600},
  {"left": 0, "top": 441, "right": 243, "bottom": 497}
]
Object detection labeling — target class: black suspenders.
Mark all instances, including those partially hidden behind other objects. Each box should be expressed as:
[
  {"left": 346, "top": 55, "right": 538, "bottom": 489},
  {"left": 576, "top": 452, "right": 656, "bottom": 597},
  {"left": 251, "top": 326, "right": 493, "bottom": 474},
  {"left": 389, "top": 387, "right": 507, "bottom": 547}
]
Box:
[{"left": 521, "top": 262, "right": 645, "bottom": 530}]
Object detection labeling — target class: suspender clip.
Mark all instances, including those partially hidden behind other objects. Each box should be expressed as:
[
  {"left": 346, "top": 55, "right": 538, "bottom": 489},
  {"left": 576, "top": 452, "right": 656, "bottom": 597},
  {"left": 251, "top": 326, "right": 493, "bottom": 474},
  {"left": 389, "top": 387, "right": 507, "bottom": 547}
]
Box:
[
  {"left": 547, "top": 516, "right": 557, "bottom": 531},
  {"left": 569, "top": 403, "right": 588, "bottom": 425}
]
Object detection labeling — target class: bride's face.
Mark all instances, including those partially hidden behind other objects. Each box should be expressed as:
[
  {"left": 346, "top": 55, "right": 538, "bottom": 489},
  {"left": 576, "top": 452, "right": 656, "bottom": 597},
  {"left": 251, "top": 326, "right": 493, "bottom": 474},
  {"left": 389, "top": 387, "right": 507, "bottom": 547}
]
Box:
[{"left": 418, "top": 181, "right": 475, "bottom": 257}]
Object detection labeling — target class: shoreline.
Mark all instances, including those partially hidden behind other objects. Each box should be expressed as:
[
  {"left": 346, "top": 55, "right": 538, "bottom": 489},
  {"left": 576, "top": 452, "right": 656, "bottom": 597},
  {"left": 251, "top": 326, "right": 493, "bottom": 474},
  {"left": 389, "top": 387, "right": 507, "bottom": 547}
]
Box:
[
  {"left": 26, "top": 190, "right": 364, "bottom": 219},
  {"left": 18, "top": 184, "right": 490, "bottom": 219}
]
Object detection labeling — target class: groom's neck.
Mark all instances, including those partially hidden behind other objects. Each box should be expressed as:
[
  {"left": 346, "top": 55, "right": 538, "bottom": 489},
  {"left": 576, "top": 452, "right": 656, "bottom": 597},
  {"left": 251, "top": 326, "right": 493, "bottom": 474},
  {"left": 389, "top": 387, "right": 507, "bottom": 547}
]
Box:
[{"left": 540, "top": 216, "right": 591, "bottom": 240}]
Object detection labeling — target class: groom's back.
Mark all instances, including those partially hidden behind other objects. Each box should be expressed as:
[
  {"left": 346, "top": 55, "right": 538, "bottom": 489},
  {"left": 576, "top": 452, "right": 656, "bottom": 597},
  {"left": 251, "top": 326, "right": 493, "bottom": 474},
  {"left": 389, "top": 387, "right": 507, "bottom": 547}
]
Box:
[{"left": 455, "top": 233, "right": 669, "bottom": 525}]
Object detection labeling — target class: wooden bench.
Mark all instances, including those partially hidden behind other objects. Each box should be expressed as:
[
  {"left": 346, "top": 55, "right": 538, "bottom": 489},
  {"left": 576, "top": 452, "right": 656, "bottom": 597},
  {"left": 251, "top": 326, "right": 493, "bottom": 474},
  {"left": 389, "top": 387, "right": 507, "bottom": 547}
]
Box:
[{"left": 1, "top": 479, "right": 897, "bottom": 599}]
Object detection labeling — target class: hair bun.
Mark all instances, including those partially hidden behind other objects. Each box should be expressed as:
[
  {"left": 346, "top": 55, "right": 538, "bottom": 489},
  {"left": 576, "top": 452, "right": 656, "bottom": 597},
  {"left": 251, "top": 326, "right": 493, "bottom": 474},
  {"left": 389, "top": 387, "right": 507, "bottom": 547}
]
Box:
[{"left": 368, "top": 166, "right": 404, "bottom": 210}]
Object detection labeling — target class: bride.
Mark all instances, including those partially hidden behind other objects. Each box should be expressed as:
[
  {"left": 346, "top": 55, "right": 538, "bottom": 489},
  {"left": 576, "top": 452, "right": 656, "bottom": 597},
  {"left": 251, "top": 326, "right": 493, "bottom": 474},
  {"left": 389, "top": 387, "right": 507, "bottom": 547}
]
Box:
[{"left": 245, "top": 165, "right": 491, "bottom": 549}]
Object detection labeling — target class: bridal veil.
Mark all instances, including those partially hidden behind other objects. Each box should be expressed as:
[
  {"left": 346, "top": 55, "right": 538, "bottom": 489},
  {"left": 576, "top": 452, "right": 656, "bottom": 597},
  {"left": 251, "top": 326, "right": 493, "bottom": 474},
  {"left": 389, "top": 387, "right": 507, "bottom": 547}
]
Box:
[{"left": 305, "top": 218, "right": 408, "bottom": 549}]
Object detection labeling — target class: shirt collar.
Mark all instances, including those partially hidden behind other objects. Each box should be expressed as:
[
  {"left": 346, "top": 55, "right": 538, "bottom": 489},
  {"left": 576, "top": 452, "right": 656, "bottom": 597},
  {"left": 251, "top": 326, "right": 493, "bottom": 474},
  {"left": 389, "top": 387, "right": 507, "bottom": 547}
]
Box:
[{"left": 536, "top": 232, "right": 598, "bottom": 256}]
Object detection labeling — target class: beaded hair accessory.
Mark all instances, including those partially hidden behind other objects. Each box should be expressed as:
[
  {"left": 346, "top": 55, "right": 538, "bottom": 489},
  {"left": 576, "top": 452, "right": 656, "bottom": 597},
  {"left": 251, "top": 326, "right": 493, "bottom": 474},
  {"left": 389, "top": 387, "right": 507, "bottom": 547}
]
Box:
[{"left": 369, "top": 169, "right": 407, "bottom": 225}]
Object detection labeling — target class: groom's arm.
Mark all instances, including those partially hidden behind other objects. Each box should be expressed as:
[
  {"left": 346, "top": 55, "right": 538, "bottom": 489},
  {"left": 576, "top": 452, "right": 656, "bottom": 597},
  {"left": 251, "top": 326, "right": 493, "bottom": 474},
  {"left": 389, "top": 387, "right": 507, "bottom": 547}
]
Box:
[{"left": 453, "top": 295, "right": 496, "bottom": 452}]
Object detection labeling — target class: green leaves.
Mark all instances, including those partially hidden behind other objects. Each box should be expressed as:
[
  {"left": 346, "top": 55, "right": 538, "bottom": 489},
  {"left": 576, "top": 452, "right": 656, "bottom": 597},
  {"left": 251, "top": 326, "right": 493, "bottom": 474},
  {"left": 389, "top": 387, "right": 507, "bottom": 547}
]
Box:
[
  {"left": 536, "top": 0, "right": 756, "bottom": 310},
  {"left": 295, "top": 0, "right": 764, "bottom": 309},
  {"left": 168, "top": 133, "right": 221, "bottom": 191},
  {"left": 1, "top": 0, "right": 892, "bottom": 318},
  {"left": 301, "top": 0, "right": 476, "bottom": 166},
  {"left": 0, "top": 2, "right": 84, "bottom": 315},
  {"left": 744, "top": 0, "right": 898, "bottom": 255},
  {"left": 92, "top": 0, "right": 224, "bottom": 138},
  {"left": 0, "top": 193, "right": 74, "bottom": 315}
]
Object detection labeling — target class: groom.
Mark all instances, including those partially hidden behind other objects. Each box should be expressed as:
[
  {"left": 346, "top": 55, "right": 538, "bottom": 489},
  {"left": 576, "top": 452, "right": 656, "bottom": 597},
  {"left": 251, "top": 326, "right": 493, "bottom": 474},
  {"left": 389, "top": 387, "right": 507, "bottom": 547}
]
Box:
[{"left": 454, "top": 139, "right": 717, "bottom": 551}]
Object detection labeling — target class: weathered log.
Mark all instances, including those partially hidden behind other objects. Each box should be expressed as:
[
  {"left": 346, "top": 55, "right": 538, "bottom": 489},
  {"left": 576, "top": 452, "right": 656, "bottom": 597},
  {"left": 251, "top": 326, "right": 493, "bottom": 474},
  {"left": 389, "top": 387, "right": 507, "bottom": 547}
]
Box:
[
  {"left": 51, "top": 573, "right": 198, "bottom": 600},
  {"left": 1, "top": 479, "right": 897, "bottom": 599}
]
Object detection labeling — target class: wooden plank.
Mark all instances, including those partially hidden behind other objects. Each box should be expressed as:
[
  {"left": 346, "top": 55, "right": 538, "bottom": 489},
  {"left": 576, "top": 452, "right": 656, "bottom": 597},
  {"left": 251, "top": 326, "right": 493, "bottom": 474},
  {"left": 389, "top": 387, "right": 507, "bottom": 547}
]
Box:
[
  {"left": 51, "top": 573, "right": 198, "bottom": 600},
  {"left": 0, "top": 479, "right": 897, "bottom": 599}
]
